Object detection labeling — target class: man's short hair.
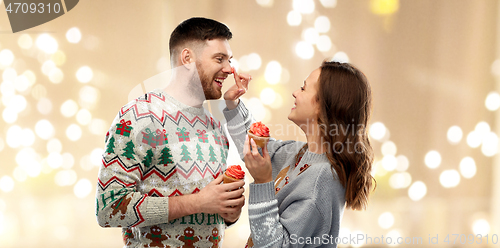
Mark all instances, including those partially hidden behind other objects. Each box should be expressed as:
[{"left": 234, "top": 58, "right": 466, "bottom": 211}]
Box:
[{"left": 169, "top": 17, "right": 232, "bottom": 58}]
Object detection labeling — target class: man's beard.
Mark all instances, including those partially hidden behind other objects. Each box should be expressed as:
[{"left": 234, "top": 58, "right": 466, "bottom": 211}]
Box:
[{"left": 196, "top": 61, "right": 222, "bottom": 100}]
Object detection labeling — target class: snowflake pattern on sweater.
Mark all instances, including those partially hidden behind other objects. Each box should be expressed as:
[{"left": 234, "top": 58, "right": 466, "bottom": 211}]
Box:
[{"left": 96, "top": 89, "right": 230, "bottom": 248}]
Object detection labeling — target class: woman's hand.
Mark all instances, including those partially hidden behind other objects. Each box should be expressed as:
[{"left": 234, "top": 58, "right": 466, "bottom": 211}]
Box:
[
  {"left": 244, "top": 135, "right": 273, "bottom": 184},
  {"left": 224, "top": 68, "right": 251, "bottom": 110}
]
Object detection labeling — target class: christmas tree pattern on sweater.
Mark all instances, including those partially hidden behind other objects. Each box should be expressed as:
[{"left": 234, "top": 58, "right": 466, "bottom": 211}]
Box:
[{"left": 96, "top": 90, "right": 230, "bottom": 247}]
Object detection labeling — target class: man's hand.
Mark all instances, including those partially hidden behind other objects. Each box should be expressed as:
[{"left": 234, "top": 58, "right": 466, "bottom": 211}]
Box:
[
  {"left": 224, "top": 68, "right": 252, "bottom": 110},
  {"left": 195, "top": 175, "right": 245, "bottom": 217}
]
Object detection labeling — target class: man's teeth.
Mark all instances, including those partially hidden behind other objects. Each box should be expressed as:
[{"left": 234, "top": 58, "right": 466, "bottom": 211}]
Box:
[{"left": 215, "top": 79, "right": 223, "bottom": 83}]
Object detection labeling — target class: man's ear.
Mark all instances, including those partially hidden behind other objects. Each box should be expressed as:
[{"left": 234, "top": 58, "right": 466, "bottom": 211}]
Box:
[{"left": 180, "top": 48, "right": 194, "bottom": 68}]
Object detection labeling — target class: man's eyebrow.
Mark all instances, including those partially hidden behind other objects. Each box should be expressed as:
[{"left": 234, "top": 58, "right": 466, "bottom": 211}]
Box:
[{"left": 214, "top": 52, "right": 232, "bottom": 59}]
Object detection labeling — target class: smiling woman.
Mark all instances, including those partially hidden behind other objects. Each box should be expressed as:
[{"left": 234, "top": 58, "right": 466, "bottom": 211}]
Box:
[{"left": 223, "top": 61, "right": 375, "bottom": 248}]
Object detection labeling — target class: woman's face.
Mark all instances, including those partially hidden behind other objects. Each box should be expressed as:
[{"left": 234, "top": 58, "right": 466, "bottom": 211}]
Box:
[{"left": 288, "top": 68, "right": 321, "bottom": 127}]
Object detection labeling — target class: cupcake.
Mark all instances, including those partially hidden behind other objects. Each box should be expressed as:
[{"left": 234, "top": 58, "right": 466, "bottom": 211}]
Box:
[
  {"left": 223, "top": 165, "right": 245, "bottom": 184},
  {"left": 247, "top": 121, "right": 270, "bottom": 148}
]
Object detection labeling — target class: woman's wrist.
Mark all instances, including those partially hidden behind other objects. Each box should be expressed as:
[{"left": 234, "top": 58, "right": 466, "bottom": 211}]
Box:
[{"left": 225, "top": 99, "right": 239, "bottom": 110}]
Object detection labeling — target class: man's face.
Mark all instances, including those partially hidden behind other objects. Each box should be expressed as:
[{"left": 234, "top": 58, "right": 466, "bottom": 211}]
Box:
[{"left": 195, "top": 39, "right": 233, "bottom": 100}]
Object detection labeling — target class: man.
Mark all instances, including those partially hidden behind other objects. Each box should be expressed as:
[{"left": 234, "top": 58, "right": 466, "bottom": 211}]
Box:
[{"left": 96, "top": 17, "right": 249, "bottom": 248}]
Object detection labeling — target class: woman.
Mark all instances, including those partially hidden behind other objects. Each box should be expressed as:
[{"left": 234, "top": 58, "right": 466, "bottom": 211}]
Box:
[{"left": 223, "top": 61, "right": 375, "bottom": 247}]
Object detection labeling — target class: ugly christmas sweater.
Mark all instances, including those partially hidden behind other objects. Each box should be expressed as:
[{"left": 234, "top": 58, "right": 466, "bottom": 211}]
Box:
[
  {"left": 96, "top": 89, "right": 230, "bottom": 248},
  {"left": 223, "top": 101, "right": 346, "bottom": 248}
]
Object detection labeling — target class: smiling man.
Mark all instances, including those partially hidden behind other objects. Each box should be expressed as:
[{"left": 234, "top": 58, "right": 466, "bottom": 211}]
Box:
[{"left": 96, "top": 17, "right": 249, "bottom": 248}]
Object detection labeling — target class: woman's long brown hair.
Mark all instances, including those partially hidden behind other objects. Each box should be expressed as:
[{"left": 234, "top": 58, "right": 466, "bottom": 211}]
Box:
[{"left": 296, "top": 61, "right": 375, "bottom": 210}]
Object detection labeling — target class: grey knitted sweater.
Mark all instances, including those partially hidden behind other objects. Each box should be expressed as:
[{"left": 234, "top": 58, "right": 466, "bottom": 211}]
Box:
[{"left": 223, "top": 101, "right": 346, "bottom": 248}]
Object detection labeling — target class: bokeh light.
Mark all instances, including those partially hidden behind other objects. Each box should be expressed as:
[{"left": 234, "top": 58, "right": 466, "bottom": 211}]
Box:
[
  {"left": 287, "top": 10, "right": 302, "bottom": 26},
  {"left": 459, "top": 157, "right": 476, "bottom": 179},
  {"left": 439, "top": 170, "right": 461, "bottom": 188},
  {"left": 467, "top": 131, "right": 482, "bottom": 148},
  {"left": 332, "top": 51, "right": 349, "bottom": 63},
  {"left": 91, "top": 148, "right": 104, "bottom": 166},
  {"left": 447, "top": 125, "right": 463, "bottom": 144},
  {"left": 424, "top": 150, "right": 441, "bottom": 169},
  {"left": 6, "top": 125, "right": 23, "bottom": 148},
  {"left": 408, "top": 181, "right": 427, "bottom": 201},
  {"left": 389, "top": 172, "right": 412, "bottom": 189},
  {"left": 293, "top": 0, "right": 315, "bottom": 14},
  {"left": 36, "top": 34, "right": 59, "bottom": 54},
  {"left": 14, "top": 74, "right": 30, "bottom": 92},
  {"left": 20, "top": 128, "right": 35, "bottom": 147},
  {"left": 48, "top": 67, "right": 64, "bottom": 84},
  {"left": 79, "top": 85, "right": 100, "bottom": 108},
  {"left": 60, "top": 99, "right": 79, "bottom": 117},
  {"left": 369, "top": 122, "right": 387, "bottom": 141},
  {"left": 0, "top": 49, "right": 15, "bottom": 66},
  {"left": 18, "top": 34, "right": 33, "bottom": 50},
  {"left": 66, "top": 124, "right": 82, "bottom": 141},
  {"left": 47, "top": 152, "right": 63, "bottom": 169},
  {"left": 52, "top": 50, "right": 67, "bottom": 66},
  {"left": 13, "top": 166, "right": 28, "bottom": 182},
  {"left": 76, "top": 109, "right": 92, "bottom": 125},
  {"left": 256, "top": 0, "right": 273, "bottom": 7},
  {"left": 23, "top": 70, "right": 36, "bottom": 86},
  {"left": 316, "top": 35, "right": 332, "bottom": 52},
  {"left": 3, "top": 67, "right": 17, "bottom": 81},
  {"left": 314, "top": 16, "right": 331, "bottom": 33},
  {"left": 475, "top": 121, "right": 491, "bottom": 137},
  {"left": 41, "top": 60, "right": 56, "bottom": 76},
  {"left": 319, "top": 0, "right": 337, "bottom": 8},
  {"left": 481, "top": 132, "right": 498, "bottom": 157},
  {"left": 1, "top": 79, "right": 15, "bottom": 97},
  {"left": 66, "top": 27, "right": 82, "bottom": 43},
  {"left": 246, "top": 97, "right": 266, "bottom": 121},
  {"left": 382, "top": 155, "right": 397, "bottom": 171},
  {"left": 395, "top": 155, "right": 409, "bottom": 172},
  {"left": 264, "top": 61, "right": 282, "bottom": 84},
  {"left": 74, "top": 178, "right": 92, "bottom": 198},
  {"left": 35, "top": 119, "right": 55, "bottom": 140},
  {"left": 472, "top": 219, "right": 490, "bottom": 236},
  {"left": 76, "top": 66, "right": 93, "bottom": 83},
  {"left": 61, "top": 153, "right": 75, "bottom": 169},
  {"left": 2, "top": 107, "right": 18, "bottom": 123},
  {"left": 37, "top": 97, "right": 53, "bottom": 115},
  {"left": 55, "top": 169, "right": 77, "bottom": 186},
  {"left": 0, "top": 176, "right": 14, "bottom": 193},
  {"left": 370, "top": 0, "right": 399, "bottom": 15},
  {"left": 302, "top": 28, "right": 319, "bottom": 44},
  {"left": 295, "top": 41, "right": 314, "bottom": 59},
  {"left": 47, "top": 138, "right": 63, "bottom": 153},
  {"left": 246, "top": 53, "right": 262, "bottom": 70},
  {"left": 8, "top": 94, "right": 27, "bottom": 113},
  {"left": 378, "top": 212, "right": 395, "bottom": 229},
  {"left": 260, "top": 88, "right": 277, "bottom": 105},
  {"left": 491, "top": 59, "right": 500, "bottom": 77},
  {"left": 16, "top": 148, "right": 42, "bottom": 177},
  {"left": 269, "top": 92, "right": 284, "bottom": 109},
  {"left": 485, "top": 91, "right": 500, "bottom": 111},
  {"left": 80, "top": 155, "right": 95, "bottom": 171},
  {"left": 381, "top": 141, "right": 397, "bottom": 156},
  {"left": 89, "top": 118, "right": 109, "bottom": 135}
]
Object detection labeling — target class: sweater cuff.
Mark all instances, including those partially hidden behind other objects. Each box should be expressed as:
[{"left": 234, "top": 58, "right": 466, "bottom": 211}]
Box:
[
  {"left": 249, "top": 182, "right": 275, "bottom": 204},
  {"left": 145, "top": 196, "right": 169, "bottom": 225},
  {"left": 223, "top": 100, "right": 249, "bottom": 127}
]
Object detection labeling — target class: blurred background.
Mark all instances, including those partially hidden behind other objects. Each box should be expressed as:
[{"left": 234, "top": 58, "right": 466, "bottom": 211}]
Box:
[{"left": 0, "top": 0, "right": 499, "bottom": 247}]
